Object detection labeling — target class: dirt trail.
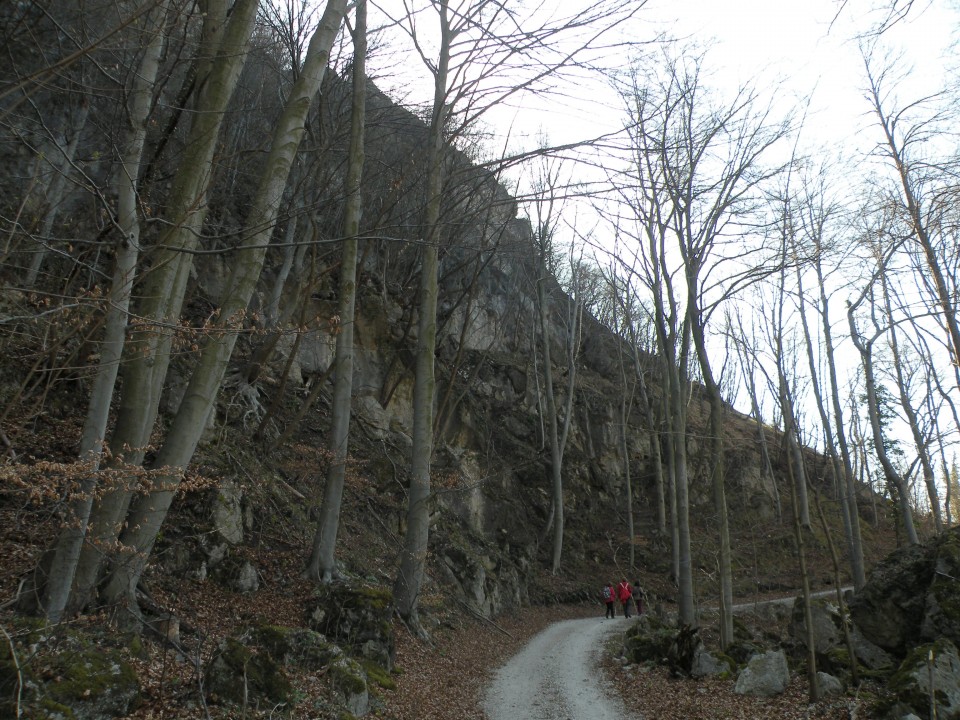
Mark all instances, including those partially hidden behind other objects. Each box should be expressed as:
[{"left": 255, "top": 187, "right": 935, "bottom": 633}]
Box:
[
  {"left": 482, "top": 616, "right": 630, "bottom": 720},
  {"left": 483, "top": 590, "right": 846, "bottom": 719}
]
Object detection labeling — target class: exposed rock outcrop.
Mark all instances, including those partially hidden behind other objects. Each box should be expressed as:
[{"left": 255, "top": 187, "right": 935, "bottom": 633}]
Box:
[
  {"left": 306, "top": 583, "right": 395, "bottom": 671},
  {"left": 850, "top": 527, "right": 960, "bottom": 657}
]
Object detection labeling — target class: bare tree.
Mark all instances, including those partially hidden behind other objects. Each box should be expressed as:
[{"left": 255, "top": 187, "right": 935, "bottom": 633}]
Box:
[
  {"left": 386, "top": 0, "right": 642, "bottom": 629},
  {"left": 305, "top": 0, "right": 367, "bottom": 584},
  {"left": 847, "top": 260, "right": 920, "bottom": 545},
  {"left": 35, "top": 0, "right": 173, "bottom": 623},
  {"left": 612, "top": 47, "right": 789, "bottom": 641},
  {"left": 863, "top": 51, "right": 960, "bottom": 386}
]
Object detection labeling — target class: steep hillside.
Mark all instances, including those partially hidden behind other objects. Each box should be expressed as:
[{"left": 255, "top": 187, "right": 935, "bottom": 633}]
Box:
[{"left": 0, "top": 78, "right": 906, "bottom": 718}]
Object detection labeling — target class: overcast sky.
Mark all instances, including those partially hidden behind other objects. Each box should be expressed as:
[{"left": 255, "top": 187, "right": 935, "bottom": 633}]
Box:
[
  {"left": 641, "top": 0, "right": 957, "bottom": 150},
  {"left": 475, "top": 0, "right": 958, "bottom": 158}
]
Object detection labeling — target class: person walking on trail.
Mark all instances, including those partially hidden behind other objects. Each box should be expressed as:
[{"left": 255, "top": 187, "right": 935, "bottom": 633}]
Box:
[
  {"left": 602, "top": 582, "right": 616, "bottom": 619},
  {"left": 617, "top": 579, "right": 633, "bottom": 618},
  {"left": 633, "top": 580, "right": 645, "bottom": 615}
]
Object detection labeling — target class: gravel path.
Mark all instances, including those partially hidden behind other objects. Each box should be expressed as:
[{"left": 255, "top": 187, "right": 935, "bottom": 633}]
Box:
[{"left": 483, "top": 616, "right": 630, "bottom": 720}]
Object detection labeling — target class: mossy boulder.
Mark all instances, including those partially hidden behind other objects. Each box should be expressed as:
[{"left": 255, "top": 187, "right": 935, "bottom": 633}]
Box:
[
  {"left": 921, "top": 530, "right": 960, "bottom": 646},
  {"left": 886, "top": 638, "right": 960, "bottom": 720},
  {"left": 206, "top": 636, "right": 292, "bottom": 710},
  {"left": 623, "top": 615, "right": 675, "bottom": 665},
  {"left": 1, "top": 626, "right": 139, "bottom": 720},
  {"left": 205, "top": 625, "right": 340, "bottom": 712},
  {"left": 307, "top": 583, "right": 395, "bottom": 670},
  {"left": 330, "top": 657, "right": 369, "bottom": 717},
  {"left": 849, "top": 526, "right": 960, "bottom": 658},
  {"left": 43, "top": 644, "right": 139, "bottom": 720}
]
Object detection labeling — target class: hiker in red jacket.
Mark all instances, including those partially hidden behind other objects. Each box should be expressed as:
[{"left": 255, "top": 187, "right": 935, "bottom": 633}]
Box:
[{"left": 617, "top": 579, "right": 633, "bottom": 618}]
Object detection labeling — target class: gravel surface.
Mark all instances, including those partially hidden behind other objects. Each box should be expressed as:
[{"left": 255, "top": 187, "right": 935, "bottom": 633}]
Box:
[{"left": 483, "top": 616, "right": 629, "bottom": 720}]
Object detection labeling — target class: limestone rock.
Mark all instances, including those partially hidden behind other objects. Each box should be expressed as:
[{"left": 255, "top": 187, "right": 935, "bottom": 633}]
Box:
[
  {"left": 848, "top": 541, "right": 935, "bottom": 654},
  {"left": 921, "top": 530, "right": 960, "bottom": 646},
  {"left": 849, "top": 526, "right": 960, "bottom": 656},
  {"left": 850, "top": 626, "right": 895, "bottom": 671},
  {"left": 690, "top": 645, "right": 732, "bottom": 679},
  {"left": 734, "top": 649, "right": 790, "bottom": 697},
  {"left": 208, "top": 554, "right": 259, "bottom": 593},
  {"left": 790, "top": 595, "right": 842, "bottom": 655},
  {"left": 623, "top": 615, "right": 675, "bottom": 666},
  {"left": 331, "top": 657, "right": 370, "bottom": 717},
  {"left": 0, "top": 629, "right": 140, "bottom": 720},
  {"left": 307, "top": 583, "right": 395, "bottom": 670},
  {"left": 817, "top": 671, "right": 844, "bottom": 697},
  {"left": 211, "top": 479, "right": 244, "bottom": 544}
]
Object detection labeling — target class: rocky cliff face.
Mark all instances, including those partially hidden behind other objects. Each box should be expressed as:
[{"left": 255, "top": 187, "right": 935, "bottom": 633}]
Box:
[
  {"left": 131, "top": 79, "right": 838, "bottom": 620},
  {"left": 247, "top": 154, "right": 786, "bottom": 617}
]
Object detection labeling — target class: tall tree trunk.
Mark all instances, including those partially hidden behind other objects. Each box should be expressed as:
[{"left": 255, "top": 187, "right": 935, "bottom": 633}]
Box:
[
  {"left": 786, "top": 435, "right": 820, "bottom": 702},
  {"left": 305, "top": 0, "right": 366, "bottom": 583},
  {"left": 98, "top": 0, "right": 349, "bottom": 611},
  {"left": 778, "top": 366, "right": 812, "bottom": 530},
  {"left": 71, "top": 0, "right": 259, "bottom": 613},
  {"left": 794, "top": 255, "right": 865, "bottom": 587},
  {"left": 536, "top": 261, "right": 564, "bottom": 573},
  {"left": 879, "top": 272, "right": 943, "bottom": 532},
  {"left": 813, "top": 256, "right": 866, "bottom": 588},
  {"left": 393, "top": 0, "right": 450, "bottom": 630},
  {"left": 36, "top": 1, "right": 170, "bottom": 622},
  {"left": 613, "top": 290, "right": 635, "bottom": 569},
  {"left": 687, "top": 291, "right": 732, "bottom": 648}
]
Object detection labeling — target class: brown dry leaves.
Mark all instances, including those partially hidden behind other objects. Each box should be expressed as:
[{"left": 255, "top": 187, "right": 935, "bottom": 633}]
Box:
[{"left": 607, "top": 663, "right": 856, "bottom": 720}]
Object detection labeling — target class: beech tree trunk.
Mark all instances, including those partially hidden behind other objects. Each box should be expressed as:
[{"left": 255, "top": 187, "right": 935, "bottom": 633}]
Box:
[
  {"left": 306, "top": 0, "right": 366, "bottom": 583},
  {"left": 38, "top": 1, "right": 170, "bottom": 623},
  {"left": 793, "top": 251, "right": 865, "bottom": 586},
  {"left": 879, "top": 271, "right": 943, "bottom": 532},
  {"left": 393, "top": 0, "right": 450, "bottom": 629},
  {"left": 813, "top": 254, "right": 866, "bottom": 588},
  {"left": 98, "top": 0, "right": 349, "bottom": 611},
  {"left": 71, "top": 0, "right": 259, "bottom": 614},
  {"left": 848, "top": 302, "right": 919, "bottom": 545}
]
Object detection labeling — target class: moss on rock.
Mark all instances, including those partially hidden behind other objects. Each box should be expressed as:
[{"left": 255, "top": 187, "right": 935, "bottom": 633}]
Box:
[{"left": 307, "top": 583, "right": 395, "bottom": 670}]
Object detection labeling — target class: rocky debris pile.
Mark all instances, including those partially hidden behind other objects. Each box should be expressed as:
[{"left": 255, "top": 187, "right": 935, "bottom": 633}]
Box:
[
  {"left": 203, "top": 581, "right": 396, "bottom": 717},
  {"left": 0, "top": 580, "right": 397, "bottom": 719}
]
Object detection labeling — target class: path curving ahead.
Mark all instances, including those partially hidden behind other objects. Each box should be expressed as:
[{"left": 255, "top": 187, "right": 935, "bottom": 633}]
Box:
[{"left": 482, "top": 616, "right": 629, "bottom": 720}]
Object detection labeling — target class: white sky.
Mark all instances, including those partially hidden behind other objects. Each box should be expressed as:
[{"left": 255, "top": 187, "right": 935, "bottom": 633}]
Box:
[
  {"left": 645, "top": 0, "right": 956, "bottom": 147},
  {"left": 370, "top": 0, "right": 957, "bottom": 154}
]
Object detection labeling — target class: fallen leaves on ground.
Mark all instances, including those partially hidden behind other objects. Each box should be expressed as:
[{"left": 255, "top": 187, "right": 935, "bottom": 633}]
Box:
[{"left": 606, "top": 662, "right": 857, "bottom": 720}]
